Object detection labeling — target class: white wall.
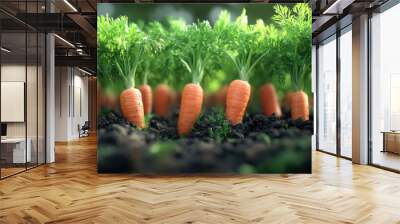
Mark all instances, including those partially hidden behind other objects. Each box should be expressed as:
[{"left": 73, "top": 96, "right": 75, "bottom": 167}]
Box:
[
  {"left": 1, "top": 65, "right": 38, "bottom": 138},
  {"left": 55, "top": 66, "right": 69, "bottom": 141},
  {"left": 71, "top": 72, "right": 89, "bottom": 138},
  {"left": 1, "top": 65, "right": 26, "bottom": 138},
  {"left": 55, "top": 67, "right": 89, "bottom": 141}
]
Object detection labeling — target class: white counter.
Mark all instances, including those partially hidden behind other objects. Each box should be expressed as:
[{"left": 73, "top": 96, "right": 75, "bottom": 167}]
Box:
[{"left": 1, "top": 138, "right": 31, "bottom": 163}]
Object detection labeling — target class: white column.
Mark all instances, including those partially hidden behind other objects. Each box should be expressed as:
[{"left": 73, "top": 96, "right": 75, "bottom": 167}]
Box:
[
  {"left": 45, "top": 0, "right": 56, "bottom": 163},
  {"left": 46, "top": 32, "right": 55, "bottom": 163},
  {"left": 312, "top": 45, "right": 317, "bottom": 150},
  {"left": 352, "top": 14, "right": 369, "bottom": 164}
]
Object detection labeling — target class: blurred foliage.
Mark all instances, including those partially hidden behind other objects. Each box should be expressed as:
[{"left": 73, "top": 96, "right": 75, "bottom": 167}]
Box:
[
  {"left": 97, "top": 3, "right": 311, "bottom": 96},
  {"left": 149, "top": 141, "right": 178, "bottom": 158}
]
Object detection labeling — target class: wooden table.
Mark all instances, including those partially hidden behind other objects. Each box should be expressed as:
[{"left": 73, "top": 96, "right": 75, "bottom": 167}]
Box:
[{"left": 381, "top": 131, "right": 400, "bottom": 154}]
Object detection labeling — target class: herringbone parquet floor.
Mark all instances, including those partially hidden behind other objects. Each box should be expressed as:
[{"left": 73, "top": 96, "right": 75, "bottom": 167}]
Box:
[{"left": 1, "top": 135, "right": 400, "bottom": 224}]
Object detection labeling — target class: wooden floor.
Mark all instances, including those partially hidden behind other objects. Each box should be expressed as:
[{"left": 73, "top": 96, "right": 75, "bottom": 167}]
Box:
[
  {"left": 373, "top": 150, "right": 400, "bottom": 171},
  {"left": 1, "top": 167, "right": 26, "bottom": 178},
  {"left": 1, "top": 163, "right": 44, "bottom": 178},
  {"left": 1, "top": 136, "right": 400, "bottom": 224}
]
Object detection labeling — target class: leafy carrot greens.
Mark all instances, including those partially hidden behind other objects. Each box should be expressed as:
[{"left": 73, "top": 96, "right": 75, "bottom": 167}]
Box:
[
  {"left": 219, "top": 9, "right": 270, "bottom": 82},
  {"left": 272, "top": 4, "right": 312, "bottom": 92},
  {"left": 173, "top": 21, "right": 219, "bottom": 85}
]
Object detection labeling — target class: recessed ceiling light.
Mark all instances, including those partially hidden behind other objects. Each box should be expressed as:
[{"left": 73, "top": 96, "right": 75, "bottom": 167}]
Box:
[
  {"left": 322, "top": 0, "right": 354, "bottom": 15},
  {"left": 78, "top": 67, "right": 92, "bottom": 76},
  {"left": 54, "top": 34, "right": 75, "bottom": 48},
  {"left": 1, "top": 47, "right": 11, "bottom": 53},
  {"left": 63, "top": 0, "right": 78, "bottom": 12}
]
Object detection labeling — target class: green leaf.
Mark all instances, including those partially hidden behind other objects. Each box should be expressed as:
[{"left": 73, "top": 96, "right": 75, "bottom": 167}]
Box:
[{"left": 180, "top": 58, "right": 192, "bottom": 73}]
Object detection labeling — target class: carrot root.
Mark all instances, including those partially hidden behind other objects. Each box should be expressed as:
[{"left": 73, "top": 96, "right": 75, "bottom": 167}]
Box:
[
  {"left": 260, "top": 83, "right": 281, "bottom": 117},
  {"left": 120, "top": 88, "right": 145, "bottom": 129},
  {"left": 154, "top": 84, "right": 171, "bottom": 118},
  {"left": 216, "top": 85, "right": 228, "bottom": 108},
  {"left": 139, "top": 84, "right": 152, "bottom": 115},
  {"left": 226, "top": 80, "right": 251, "bottom": 125},
  {"left": 100, "top": 89, "right": 118, "bottom": 110},
  {"left": 290, "top": 91, "right": 309, "bottom": 121},
  {"left": 284, "top": 92, "right": 294, "bottom": 109},
  {"left": 178, "top": 83, "right": 204, "bottom": 136}
]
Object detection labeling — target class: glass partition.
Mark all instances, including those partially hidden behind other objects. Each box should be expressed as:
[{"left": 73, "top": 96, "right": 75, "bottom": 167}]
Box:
[
  {"left": 339, "top": 26, "right": 352, "bottom": 158},
  {"left": 317, "top": 35, "right": 337, "bottom": 154},
  {"left": 1, "top": 30, "right": 28, "bottom": 177},
  {"left": 370, "top": 3, "right": 400, "bottom": 171},
  {"left": 0, "top": 2, "right": 46, "bottom": 179}
]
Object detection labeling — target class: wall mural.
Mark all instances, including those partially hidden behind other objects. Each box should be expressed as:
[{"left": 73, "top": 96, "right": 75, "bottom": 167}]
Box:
[{"left": 97, "top": 3, "right": 313, "bottom": 174}]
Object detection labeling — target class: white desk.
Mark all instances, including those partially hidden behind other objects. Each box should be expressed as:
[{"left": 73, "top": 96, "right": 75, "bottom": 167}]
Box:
[{"left": 1, "top": 138, "right": 31, "bottom": 163}]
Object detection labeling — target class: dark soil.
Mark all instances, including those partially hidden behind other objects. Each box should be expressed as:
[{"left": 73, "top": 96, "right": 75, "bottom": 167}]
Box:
[{"left": 98, "top": 108, "right": 313, "bottom": 174}]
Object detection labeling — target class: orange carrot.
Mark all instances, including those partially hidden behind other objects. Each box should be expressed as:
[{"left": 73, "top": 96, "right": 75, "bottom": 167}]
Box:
[
  {"left": 290, "top": 91, "right": 309, "bottom": 121},
  {"left": 120, "top": 88, "right": 145, "bottom": 129},
  {"left": 215, "top": 85, "right": 228, "bottom": 108},
  {"left": 260, "top": 83, "right": 281, "bottom": 117},
  {"left": 171, "top": 91, "right": 182, "bottom": 108},
  {"left": 283, "top": 92, "right": 294, "bottom": 109},
  {"left": 170, "top": 89, "right": 179, "bottom": 108},
  {"left": 178, "top": 83, "right": 204, "bottom": 136},
  {"left": 204, "top": 93, "right": 213, "bottom": 108},
  {"left": 139, "top": 84, "right": 152, "bottom": 115},
  {"left": 226, "top": 80, "right": 251, "bottom": 125},
  {"left": 99, "top": 88, "right": 117, "bottom": 110},
  {"left": 154, "top": 84, "right": 171, "bottom": 117}
]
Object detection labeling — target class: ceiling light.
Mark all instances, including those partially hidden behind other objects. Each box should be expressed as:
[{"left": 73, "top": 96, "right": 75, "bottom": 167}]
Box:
[
  {"left": 63, "top": 0, "right": 78, "bottom": 12},
  {"left": 322, "top": 0, "right": 354, "bottom": 15},
  {"left": 78, "top": 67, "right": 92, "bottom": 76},
  {"left": 76, "top": 48, "right": 86, "bottom": 56},
  {"left": 1, "top": 47, "right": 11, "bottom": 53},
  {"left": 54, "top": 34, "right": 75, "bottom": 48}
]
